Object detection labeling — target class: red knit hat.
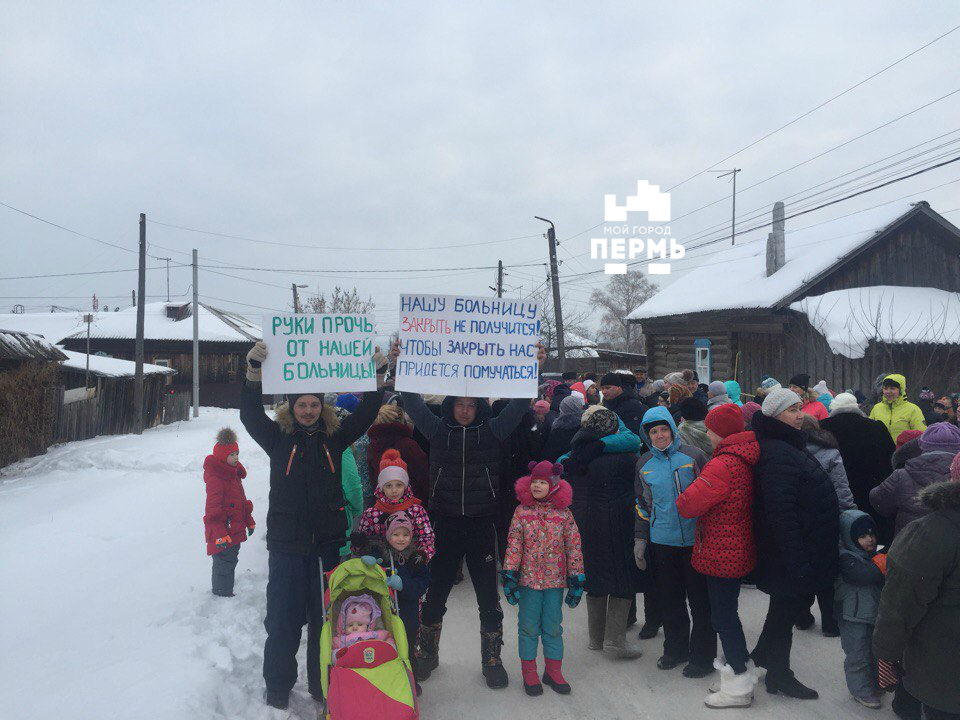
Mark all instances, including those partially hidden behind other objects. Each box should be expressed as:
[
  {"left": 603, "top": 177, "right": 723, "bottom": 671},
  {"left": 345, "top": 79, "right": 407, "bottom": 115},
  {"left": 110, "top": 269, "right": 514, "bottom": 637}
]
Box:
[
  {"left": 896, "top": 429, "right": 923, "bottom": 449},
  {"left": 377, "top": 449, "right": 410, "bottom": 490},
  {"left": 705, "top": 404, "right": 744, "bottom": 439},
  {"left": 213, "top": 427, "right": 239, "bottom": 462}
]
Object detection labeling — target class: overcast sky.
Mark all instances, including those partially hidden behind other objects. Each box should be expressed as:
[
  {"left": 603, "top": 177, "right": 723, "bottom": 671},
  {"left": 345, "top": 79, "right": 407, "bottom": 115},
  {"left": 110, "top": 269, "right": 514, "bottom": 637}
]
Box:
[{"left": 2, "top": 2, "right": 959, "bottom": 340}]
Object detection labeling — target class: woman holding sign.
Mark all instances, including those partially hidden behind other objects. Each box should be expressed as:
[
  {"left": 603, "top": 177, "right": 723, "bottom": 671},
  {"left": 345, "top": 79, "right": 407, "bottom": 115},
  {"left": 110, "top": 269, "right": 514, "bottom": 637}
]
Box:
[
  {"left": 241, "top": 340, "right": 384, "bottom": 710},
  {"left": 390, "top": 340, "right": 547, "bottom": 690}
]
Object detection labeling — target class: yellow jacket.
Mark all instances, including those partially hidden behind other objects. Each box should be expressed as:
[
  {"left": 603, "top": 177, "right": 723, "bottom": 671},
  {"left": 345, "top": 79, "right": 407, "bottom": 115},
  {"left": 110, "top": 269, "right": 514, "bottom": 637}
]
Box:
[{"left": 869, "top": 373, "right": 927, "bottom": 442}]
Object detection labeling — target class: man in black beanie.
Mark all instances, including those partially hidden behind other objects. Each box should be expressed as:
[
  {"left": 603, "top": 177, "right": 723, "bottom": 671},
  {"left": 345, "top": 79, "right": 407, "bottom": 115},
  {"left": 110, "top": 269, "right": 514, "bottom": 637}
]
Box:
[{"left": 601, "top": 371, "right": 646, "bottom": 435}]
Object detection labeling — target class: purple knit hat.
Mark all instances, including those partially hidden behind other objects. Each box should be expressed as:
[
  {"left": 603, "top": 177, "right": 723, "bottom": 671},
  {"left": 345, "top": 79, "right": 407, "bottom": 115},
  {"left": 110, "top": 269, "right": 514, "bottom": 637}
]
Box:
[{"left": 918, "top": 422, "right": 960, "bottom": 455}]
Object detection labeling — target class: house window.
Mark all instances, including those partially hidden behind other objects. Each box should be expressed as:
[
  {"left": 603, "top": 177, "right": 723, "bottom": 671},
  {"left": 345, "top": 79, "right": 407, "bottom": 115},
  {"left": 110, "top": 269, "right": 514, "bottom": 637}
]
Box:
[
  {"left": 694, "top": 339, "right": 712, "bottom": 384},
  {"left": 153, "top": 358, "right": 170, "bottom": 368}
]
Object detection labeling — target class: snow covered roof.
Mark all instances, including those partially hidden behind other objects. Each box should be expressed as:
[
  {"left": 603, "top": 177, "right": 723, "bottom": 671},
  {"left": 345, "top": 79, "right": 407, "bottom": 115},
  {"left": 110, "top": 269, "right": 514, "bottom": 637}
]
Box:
[
  {"left": 58, "top": 349, "right": 177, "bottom": 378},
  {"left": 0, "top": 329, "right": 67, "bottom": 362},
  {"left": 628, "top": 201, "right": 949, "bottom": 321},
  {"left": 790, "top": 286, "right": 960, "bottom": 359},
  {"left": 0, "top": 303, "right": 261, "bottom": 344}
]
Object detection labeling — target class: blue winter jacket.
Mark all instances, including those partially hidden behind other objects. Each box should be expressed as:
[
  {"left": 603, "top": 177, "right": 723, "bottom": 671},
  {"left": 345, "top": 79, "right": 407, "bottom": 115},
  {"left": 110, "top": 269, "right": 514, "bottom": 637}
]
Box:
[{"left": 634, "top": 406, "right": 709, "bottom": 547}]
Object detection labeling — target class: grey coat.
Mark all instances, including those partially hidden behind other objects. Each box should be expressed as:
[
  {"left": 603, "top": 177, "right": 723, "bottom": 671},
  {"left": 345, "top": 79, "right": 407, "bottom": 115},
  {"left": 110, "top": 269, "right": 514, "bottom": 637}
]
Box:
[
  {"left": 805, "top": 427, "right": 856, "bottom": 511},
  {"left": 834, "top": 509, "right": 883, "bottom": 625}
]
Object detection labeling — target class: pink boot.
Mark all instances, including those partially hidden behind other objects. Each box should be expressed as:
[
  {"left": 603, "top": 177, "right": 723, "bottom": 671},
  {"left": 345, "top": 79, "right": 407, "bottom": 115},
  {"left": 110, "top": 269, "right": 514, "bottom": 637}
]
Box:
[
  {"left": 542, "top": 658, "right": 571, "bottom": 695},
  {"left": 521, "top": 659, "right": 543, "bottom": 696}
]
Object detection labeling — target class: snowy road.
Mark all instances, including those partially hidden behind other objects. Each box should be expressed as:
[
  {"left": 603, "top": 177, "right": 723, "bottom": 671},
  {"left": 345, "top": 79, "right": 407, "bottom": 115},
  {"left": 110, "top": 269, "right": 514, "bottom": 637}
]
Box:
[{"left": 1, "top": 409, "right": 889, "bottom": 720}]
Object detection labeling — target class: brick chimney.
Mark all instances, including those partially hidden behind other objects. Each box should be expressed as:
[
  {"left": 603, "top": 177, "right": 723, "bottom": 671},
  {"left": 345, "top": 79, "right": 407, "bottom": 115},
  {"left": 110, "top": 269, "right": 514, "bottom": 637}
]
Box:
[{"left": 766, "top": 201, "right": 785, "bottom": 276}]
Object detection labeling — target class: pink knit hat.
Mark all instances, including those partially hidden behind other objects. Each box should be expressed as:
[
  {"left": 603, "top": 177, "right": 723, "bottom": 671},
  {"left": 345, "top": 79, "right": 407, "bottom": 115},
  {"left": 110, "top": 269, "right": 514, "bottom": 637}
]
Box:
[
  {"left": 386, "top": 511, "right": 414, "bottom": 538},
  {"left": 340, "top": 594, "right": 380, "bottom": 633}
]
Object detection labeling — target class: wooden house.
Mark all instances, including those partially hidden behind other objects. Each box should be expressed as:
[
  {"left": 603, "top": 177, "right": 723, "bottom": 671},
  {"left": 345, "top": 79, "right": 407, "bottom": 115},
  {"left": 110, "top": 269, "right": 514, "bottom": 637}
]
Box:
[
  {"left": 628, "top": 201, "right": 960, "bottom": 396},
  {"left": 543, "top": 332, "right": 647, "bottom": 376}
]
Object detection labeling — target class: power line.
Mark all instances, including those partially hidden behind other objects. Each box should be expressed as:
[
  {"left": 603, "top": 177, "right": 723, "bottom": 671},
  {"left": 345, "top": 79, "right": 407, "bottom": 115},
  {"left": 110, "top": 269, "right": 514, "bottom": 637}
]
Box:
[
  {"left": 664, "top": 22, "right": 960, "bottom": 192},
  {"left": 197, "top": 261, "right": 547, "bottom": 274},
  {"left": 149, "top": 218, "right": 543, "bottom": 251},
  {"left": 0, "top": 265, "right": 173, "bottom": 281}
]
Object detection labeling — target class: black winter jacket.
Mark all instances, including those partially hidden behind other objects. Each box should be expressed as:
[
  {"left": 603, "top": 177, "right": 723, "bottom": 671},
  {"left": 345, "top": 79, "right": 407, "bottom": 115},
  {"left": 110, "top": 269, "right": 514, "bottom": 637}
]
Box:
[
  {"left": 820, "top": 411, "right": 895, "bottom": 512},
  {"left": 564, "top": 430, "right": 648, "bottom": 597},
  {"left": 240, "top": 381, "right": 382, "bottom": 556},
  {"left": 751, "top": 412, "right": 840, "bottom": 595},
  {"left": 401, "top": 392, "right": 529, "bottom": 518},
  {"left": 604, "top": 387, "right": 647, "bottom": 435}
]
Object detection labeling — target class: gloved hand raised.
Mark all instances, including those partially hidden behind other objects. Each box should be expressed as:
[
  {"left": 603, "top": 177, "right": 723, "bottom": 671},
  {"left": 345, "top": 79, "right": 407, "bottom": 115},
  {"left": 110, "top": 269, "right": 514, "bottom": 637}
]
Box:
[
  {"left": 245, "top": 342, "right": 268, "bottom": 382},
  {"left": 633, "top": 538, "right": 648, "bottom": 571},
  {"left": 565, "top": 573, "right": 586, "bottom": 609},
  {"left": 500, "top": 569, "right": 521, "bottom": 606}
]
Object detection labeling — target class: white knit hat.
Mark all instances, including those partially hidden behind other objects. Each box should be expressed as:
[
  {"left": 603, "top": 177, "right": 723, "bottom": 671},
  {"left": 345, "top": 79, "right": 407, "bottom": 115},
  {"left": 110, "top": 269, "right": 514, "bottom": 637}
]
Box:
[
  {"left": 762, "top": 387, "right": 803, "bottom": 417},
  {"left": 830, "top": 392, "right": 860, "bottom": 414}
]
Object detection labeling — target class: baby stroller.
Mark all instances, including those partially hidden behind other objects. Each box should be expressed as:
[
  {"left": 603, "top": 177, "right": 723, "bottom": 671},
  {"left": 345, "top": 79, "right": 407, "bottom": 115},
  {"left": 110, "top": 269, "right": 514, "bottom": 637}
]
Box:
[{"left": 318, "top": 557, "right": 418, "bottom": 720}]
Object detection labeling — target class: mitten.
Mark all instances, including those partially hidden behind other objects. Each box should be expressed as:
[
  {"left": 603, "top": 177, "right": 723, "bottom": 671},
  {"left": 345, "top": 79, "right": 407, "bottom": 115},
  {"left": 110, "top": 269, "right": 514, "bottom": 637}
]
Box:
[
  {"left": 215, "top": 536, "right": 232, "bottom": 549},
  {"left": 871, "top": 553, "right": 888, "bottom": 575},
  {"left": 245, "top": 341, "right": 267, "bottom": 382},
  {"left": 565, "top": 573, "right": 586, "bottom": 609},
  {"left": 386, "top": 574, "right": 403, "bottom": 592},
  {"left": 500, "top": 569, "right": 520, "bottom": 606},
  {"left": 360, "top": 555, "right": 379, "bottom": 567},
  {"left": 247, "top": 526, "right": 255, "bottom": 537},
  {"left": 633, "top": 538, "right": 648, "bottom": 571}
]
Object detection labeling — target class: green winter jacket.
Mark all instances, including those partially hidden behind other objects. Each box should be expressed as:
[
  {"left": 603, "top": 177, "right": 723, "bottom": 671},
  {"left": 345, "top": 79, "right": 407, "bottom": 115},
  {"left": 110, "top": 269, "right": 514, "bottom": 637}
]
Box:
[
  {"left": 868, "top": 373, "right": 926, "bottom": 442},
  {"left": 339, "top": 447, "right": 363, "bottom": 556},
  {"left": 833, "top": 509, "right": 883, "bottom": 625},
  {"left": 874, "top": 481, "right": 960, "bottom": 714}
]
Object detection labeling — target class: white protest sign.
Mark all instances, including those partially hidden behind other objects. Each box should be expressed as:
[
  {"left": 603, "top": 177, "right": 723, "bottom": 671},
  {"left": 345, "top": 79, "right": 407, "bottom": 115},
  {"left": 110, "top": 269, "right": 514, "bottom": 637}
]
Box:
[
  {"left": 260, "top": 314, "right": 377, "bottom": 394},
  {"left": 395, "top": 294, "right": 540, "bottom": 398}
]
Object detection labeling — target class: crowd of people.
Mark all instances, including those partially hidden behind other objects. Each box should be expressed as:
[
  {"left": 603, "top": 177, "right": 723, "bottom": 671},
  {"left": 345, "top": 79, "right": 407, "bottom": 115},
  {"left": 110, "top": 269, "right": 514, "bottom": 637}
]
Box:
[{"left": 202, "top": 339, "right": 960, "bottom": 718}]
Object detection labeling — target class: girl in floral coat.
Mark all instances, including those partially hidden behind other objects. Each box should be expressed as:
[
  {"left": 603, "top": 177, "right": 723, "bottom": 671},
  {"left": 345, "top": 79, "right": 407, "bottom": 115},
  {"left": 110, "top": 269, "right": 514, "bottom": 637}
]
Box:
[
  {"left": 357, "top": 449, "right": 435, "bottom": 560},
  {"left": 502, "top": 460, "right": 584, "bottom": 697}
]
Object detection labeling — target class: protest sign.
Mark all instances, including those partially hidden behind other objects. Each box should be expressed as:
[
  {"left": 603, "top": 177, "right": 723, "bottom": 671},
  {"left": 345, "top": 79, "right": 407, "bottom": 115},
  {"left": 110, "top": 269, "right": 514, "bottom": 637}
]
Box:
[
  {"left": 260, "top": 314, "right": 377, "bottom": 394},
  {"left": 395, "top": 294, "right": 540, "bottom": 398}
]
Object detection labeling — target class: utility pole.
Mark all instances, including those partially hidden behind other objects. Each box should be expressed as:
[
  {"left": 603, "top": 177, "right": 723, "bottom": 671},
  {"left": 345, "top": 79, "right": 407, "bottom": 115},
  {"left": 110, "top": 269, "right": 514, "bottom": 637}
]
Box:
[
  {"left": 489, "top": 260, "right": 504, "bottom": 298},
  {"left": 134, "top": 213, "right": 146, "bottom": 434},
  {"left": 159, "top": 257, "right": 171, "bottom": 301},
  {"left": 292, "top": 283, "right": 307, "bottom": 313},
  {"left": 83, "top": 313, "right": 93, "bottom": 389},
  {"left": 535, "top": 216, "right": 565, "bottom": 372},
  {"left": 192, "top": 249, "right": 200, "bottom": 418},
  {"left": 714, "top": 169, "right": 741, "bottom": 245}
]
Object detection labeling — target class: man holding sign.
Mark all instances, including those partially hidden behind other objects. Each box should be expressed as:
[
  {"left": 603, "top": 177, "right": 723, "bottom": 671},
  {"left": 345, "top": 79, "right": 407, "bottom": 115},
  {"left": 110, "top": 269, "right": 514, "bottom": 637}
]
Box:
[
  {"left": 240, "top": 315, "right": 385, "bottom": 710},
  {"left": 390, "top": 332, "right": 547, "bottom": 691}
]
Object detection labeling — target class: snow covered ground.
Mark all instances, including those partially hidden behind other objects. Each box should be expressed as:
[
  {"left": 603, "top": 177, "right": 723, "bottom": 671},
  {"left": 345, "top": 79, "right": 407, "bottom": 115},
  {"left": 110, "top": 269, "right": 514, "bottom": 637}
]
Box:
[{"left": 1, "top": 409, "right": 889, "bottom": 720}]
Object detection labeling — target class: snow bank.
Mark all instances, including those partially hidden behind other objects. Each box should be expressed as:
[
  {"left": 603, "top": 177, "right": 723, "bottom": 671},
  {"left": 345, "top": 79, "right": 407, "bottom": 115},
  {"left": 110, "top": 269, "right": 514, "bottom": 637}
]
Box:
[
  {"left": 629, "top": 201, "right": 919, "bottom": 320},
  {"left": 790, "top": 285, "right": 960, "bottom": 358}
]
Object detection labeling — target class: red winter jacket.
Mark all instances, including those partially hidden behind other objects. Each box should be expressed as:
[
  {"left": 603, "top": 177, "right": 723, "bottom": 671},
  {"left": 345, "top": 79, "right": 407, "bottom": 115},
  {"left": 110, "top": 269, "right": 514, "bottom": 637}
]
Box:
[
  {"left": 203, "top": 455, "right": 254, "bottom": 555},
  {"left": 801, "top": 398, "right": 829, "bottom": 421},
  {"left": 676, "top": 431, "right": 759, "bottom": 578}
]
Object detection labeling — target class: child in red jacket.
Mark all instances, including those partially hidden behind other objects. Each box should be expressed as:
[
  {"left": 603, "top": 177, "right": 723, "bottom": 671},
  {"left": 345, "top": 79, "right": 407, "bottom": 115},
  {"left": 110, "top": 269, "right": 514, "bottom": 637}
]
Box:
[{"left": 203, "top": 428, "right": 255, "bottom": 597}]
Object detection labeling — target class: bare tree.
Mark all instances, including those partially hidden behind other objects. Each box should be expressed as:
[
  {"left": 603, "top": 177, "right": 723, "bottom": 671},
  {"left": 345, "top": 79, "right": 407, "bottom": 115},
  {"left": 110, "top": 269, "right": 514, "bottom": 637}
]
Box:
[
  {"left": 589, "top": 271, "right": 657, "bottom": 353},
  {"left": 298, "top": 286, "right": 375, "bottom": 314},
  {"left": 527, "top": 284, "right": 593, "bottom": 353}
]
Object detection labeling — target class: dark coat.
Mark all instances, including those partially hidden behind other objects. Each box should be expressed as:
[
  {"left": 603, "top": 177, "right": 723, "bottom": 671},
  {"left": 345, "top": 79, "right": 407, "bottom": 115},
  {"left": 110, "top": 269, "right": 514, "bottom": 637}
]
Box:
[
  {"left": 491, "top": 401, "right": 544, "bottom": 529},
  {"left": 366, "top": 422, "right": 430, "bottom": 504},
  {"left": 751, "top": 411, "right": 840, "bottom": 595},
  {"left": 240, "top": 381, "right": 382, "bottom": 556},
  {"left": 820, "top": 411, "right": 895, "bottom": 518},
  {"left": 541, "top": 423, "right": 578, "bottom": 463},
  {"left": 870, "top": 450, "right": 956, "bottom": 537},
  {"left": 563, "top": 430, "right": 647, "bottom": 596},
  {"left": 400, "top": 392, "right": 528, "bottom": 518},
  {"left": 874, "top": 481, "right": 960, "bottom": 714},
  {"left": 892, "top": 437, "right": 922, "bottom": 470},
  {"left": 603, "top": 387, "right": 647, "bottom": 435}
]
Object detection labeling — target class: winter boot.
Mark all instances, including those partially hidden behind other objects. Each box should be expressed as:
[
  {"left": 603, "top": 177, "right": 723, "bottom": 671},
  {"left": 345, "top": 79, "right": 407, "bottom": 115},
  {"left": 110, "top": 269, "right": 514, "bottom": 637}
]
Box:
[
  {"left": 710, "top": 659, "right": 763, "bottom": 692},
  {"left": 657, "top": 654, "right": 688, "bottom": 670},
  {"left": 415, "top": 621, "right": 442, "bottom": 681},
  {"left": 542, "top": 658, "right": 571, "bottom": 695},
  {"left": 705, "top": 664, "right": 756, "bottom": 709},
  {"left": 520, "top": 659, "right": 542, "bottom": 696},
  {"left": 603, "top": 596, "right": 643, "bottom": 659},
  {"left": 854, "top": 694, "right": 882, "bottom": 709},
  {"left": 586, "top": 595, "right": 607, "bottom": 651},
  {"left": 765, "top": 672, "right": 819, "bottom": 700},
  {"left": 794, "top": 610, "right": 815, "bottom": 631},
  {"left": 683, "top": 661, "right": 716, "bottom": 679},
  {"left": 264, "top": 687, "right": 289, "bottom": 710},
  {"left": 481, "top": 628, "right": 509, "bottom": 689},
  {"left": 638, "top": 621, "right": 661, "bottom": 640}
]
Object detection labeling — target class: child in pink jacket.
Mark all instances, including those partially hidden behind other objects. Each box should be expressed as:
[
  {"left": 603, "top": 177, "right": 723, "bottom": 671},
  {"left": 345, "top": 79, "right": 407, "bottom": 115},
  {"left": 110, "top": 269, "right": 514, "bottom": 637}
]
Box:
[{"left": 502, "top": 460, "right": 585, "bottom": 697}]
